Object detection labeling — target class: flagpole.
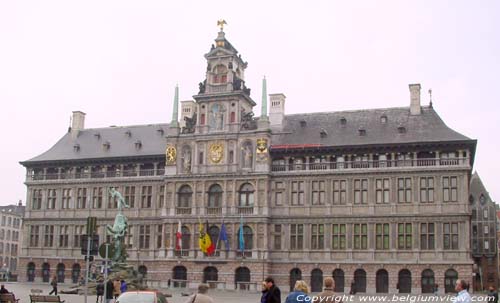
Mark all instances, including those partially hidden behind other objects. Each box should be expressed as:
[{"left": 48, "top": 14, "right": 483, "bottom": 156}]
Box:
[
  {"left": 214, "top": 216, "right": 223, "bottom": 256},
  {"left": 239, "top": 214, "right": 244, "bottom": 259}
]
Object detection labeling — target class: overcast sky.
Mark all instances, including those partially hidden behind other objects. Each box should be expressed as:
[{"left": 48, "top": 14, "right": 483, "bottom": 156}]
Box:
[{"left": 1, "top": 1, "right": 499, "bottom": 206}]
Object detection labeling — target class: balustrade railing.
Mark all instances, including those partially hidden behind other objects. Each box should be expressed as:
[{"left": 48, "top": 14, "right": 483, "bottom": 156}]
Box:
[
  {"left": 27, "top": 169, "right": 162, "bottom": 181},
  {"left": 271, "top": 157, "right": 468, "bottom": 172}
]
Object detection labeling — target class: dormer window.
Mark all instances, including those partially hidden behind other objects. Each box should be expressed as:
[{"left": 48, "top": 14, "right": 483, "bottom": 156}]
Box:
[
  {"left": 156, "top": 128, "right": 164, "bottom": 135},
  {"left": 94, "top": 133, "right": 101, "bottom": 139},
  {"left": 320, "top": 129, "right": 328, "bottom": 138},
  {"left": 73, "top": 144, "right": 80, "bottom": 152},
  {"left": 358, "top": 128, "right": 366, "bottom": 136},
  {"left": 398, "top": 126, "right": 406, "bottom": 134},
  {"left": 135, "top": 140, "right": 142, "bottom": 149},
  {"left": 340, "top": 117, "right": 347, "bottom": 126},
  {"left": 213, "top": 64, "right": 228, "bottom": 84},
  {"left": 103, "top": 141, "right": 110, "bottom": 151},
  {"left": 125, "top": 130, "right": 132, "bottom": 137},
  {"left": 300, "top": 120, "right": 307, "bottom": 127},
  {"left": 380, "top": 115, "right": 388, "bottom": 123}
]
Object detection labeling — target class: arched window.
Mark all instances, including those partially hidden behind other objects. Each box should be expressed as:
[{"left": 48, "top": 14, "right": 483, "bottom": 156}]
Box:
[
  {"left": 354, "top": 269, "right": 367, "bottom": 293},
  {"left": 42, "top": 262, "right": 50, "bottom": 283},
  {"left": 235, "top": 267, "right": 251, "bottom": 290},
  {"left": 311, "top": 268, "right": 323, "bottom": 292},
  {"left": 238, "top": 183, "right": 254, "bottom": 207},
  {"left": 208, "top": 184, "right": 223, "bottom": 207},
  {"left": 333, "top": 269, "right": 345, "bottom": 292},
  {"left": 290, "top": 268, "right": 302, "bottom": 292},
  {"left": 444, "top": 269, "right": 458, "bottom": 293},
  {"left": 56, "top": 263, "right": 65, "bottom": 283},
  {"left": 236, "top": 225, "right": 253, "bottom": 250},
  {"left": 178, "top": 185, "right": 192, "bottom": 208},
  {"left": 203, "top": 266, "right": 218, "bottom": 283},
  {"left": 173, "top": 266, "right": 187, "bottom": 288},
  {"left": 213, "top": 65, "right": 228, "bottom": 84},
  {"left": 421, "top": 269, "right": 435, "bottom": 293},
  {"left": 71, "top": 263, "right": 81, "bottom": 284},
  {"left": 398, "top": 269, "right": 412, "bottom": 293},
  {"left": 27, "top": 262, "right": 36, "bottom": 282},
  {"left": 138, "top": 265, "right": 147, "bottom": 278},
  {"left": 376, "top": 269, "right": 389, "bottom": 293}
]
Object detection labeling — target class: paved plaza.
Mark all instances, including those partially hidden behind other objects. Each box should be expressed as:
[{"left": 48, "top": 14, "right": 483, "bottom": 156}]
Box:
[{"left": 1, "top": 282, "right": 495, "bottom": 303}]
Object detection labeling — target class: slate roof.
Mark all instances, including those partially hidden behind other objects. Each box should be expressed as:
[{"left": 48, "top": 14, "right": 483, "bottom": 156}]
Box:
[
  {"left": 271, "top": 106, "right": 472, "bottom": 148},
  {"left": 22, "top": 106, "right": 474, "bottom": 165},
  {"left": 23, "top": 124, "right": 169, "bottom": 164},
  {"left": 470, "top": 172, "right": 494, "bottom": 204}
]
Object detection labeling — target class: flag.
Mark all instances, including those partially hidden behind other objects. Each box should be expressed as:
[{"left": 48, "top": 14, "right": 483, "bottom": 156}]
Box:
[
  {"left": 238, "top": 215, "right": 245, "bottom": 251},
  {"left": 219, "top": 222, "right": 229, "bottom": 251},
  {"left": 205, "top": 220, "right": 215, "bottom": 255},
  {"left": 176, "top": 220, "right": 182, "bottom": 250},
  {"left": 198, "top": 221, "right": 215, "bottom": 256}
]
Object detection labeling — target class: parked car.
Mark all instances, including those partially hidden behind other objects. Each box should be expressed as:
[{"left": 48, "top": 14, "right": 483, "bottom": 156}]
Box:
[{"left": 116, "top": 291, "right": 168, "bottom": 303}]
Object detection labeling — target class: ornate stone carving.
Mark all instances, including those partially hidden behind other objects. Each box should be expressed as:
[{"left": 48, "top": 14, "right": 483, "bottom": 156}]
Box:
[
  {"left": 256, "top": 138, "right": 268, "bottom": 162},
  {"left": 166, "top": 145, "right": 177, "bottom": 165},
  {"left": 209, "top": 142, "right": 224, "bottom": 164},
  {"left": 240, "top": 110, "right": 257, "bottom": 130},
  {"left": 182, "top": 114, "right": 197, "bottom": 134}
]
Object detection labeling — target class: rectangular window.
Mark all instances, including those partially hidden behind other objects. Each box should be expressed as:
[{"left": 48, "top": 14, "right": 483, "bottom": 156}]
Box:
[
  {"left": 274, "top": 182, "right": 285, "bottom": 206},
  {"left": 290, "top": 224, "right": 304, "bottom": 250},
  {"left": 333, "top": 180, "right": 347, "bottom": 205},
  {"left": 74, "top": 225, "right": 85, "bottom": 248},
  {"left": 375, "top": 223, "right": 390, "bottom": 250},
  {"left": 484, "top": 225, "right": 489, "bottom": 234},
  {"left": 44, "top": 225, "right": 54, "bottom": 247},
  {"left": 354, "top": 179, "right": 368, "bottom": 204},
  {"left": 443, "top": 222, "right": 459, "bottom": 250},
  {"left": 61, "top": 188, "right": 72, "bottom": 209},
  {"left": 443, "top": 176, "right": 458, "bottom": 202},
  {"left": 397, "top": 178, "right": 412, "bottom": 203},
  {"left": 47, "top": 189, "right": 57, "bottom": 209},
  {"left": 484, "top": 240, "right": 490, "bottom": 250},
  {"left": 311, "top": 181, "right": 325, "bottom": 205},
  {"left": 29, "top": 225, "right": 40, "bottom": 247},
  {"left": 126, "top": 225, "right": 134, "bottom": 249},
  {"left": 108, "top": 188, "right": 118, "bottom": 209},
  {"left": 158, "top": 185, "right": 165, "bottom": 209},
  {"left": 92, "top": 187, "right": 103, "bottom": 208},
  {"left": 376, "top": 179, "right": 390, "bottom": 204},
  {"left": 139, "top": 225, "right": 150, "bottom": 249},
  {"left": 141, "top": 186, "right": 152, "bottom": 208},
  {"left": 311, "top": 224, "right": 324, "bottom": 249},
  {"left": 420, "top": 177, "right": 435, "bottom": 203},
  {"left": 397, "top": 223, "right": 412, "bottom": 249},
  {"left": 273, "top": 224, "right": 282, "bottom": 250},
  {"left": 199, "top": 152, "right": 204, "bottom": 165},
  {"left": 156, "top": 225, "right": 163, "bottom": 249},
  {"left": 353, "top": 223, "right": 368, "bottom": 249},
  {"left": 291, "top": 181, "right": 305, "bottom": 205},
  {"left": 59, "top": 225, "right": 69, "bottom": 247},
  {"left": 125, "top": 186, "right": 136, "bottom": 208},
  {"left": 332, "top": 224, "right": 346, "bottom": 250},
  {"left": 32, "top": 189, "right": 42, "bottom": 210},
  {"left": 77, "top": 188, "right": 87, "bottom": 209},
  {"left": 420, "top": 223, "right": 435, "bottom": 250}
]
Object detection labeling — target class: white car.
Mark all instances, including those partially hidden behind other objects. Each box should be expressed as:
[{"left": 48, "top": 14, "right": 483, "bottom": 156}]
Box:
[{"left": 116, "top": 291, "right": 168, "bottom": 303}]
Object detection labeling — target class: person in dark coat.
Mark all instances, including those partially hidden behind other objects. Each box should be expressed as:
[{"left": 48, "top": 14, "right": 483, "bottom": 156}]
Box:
[
  {"left": 264, "top": 277, "right": 281, "bottom": 303},
  {"left": 260, "top": 281, "right": 269, "bottom": 303},
  {"left": 488, "top": 286, "right": 498, "bottom": 303},
  {"left": 105, "top": 279, "right": 114, "bottom": 303},
  {"left": 49, "top": 276, "right": 58, "bottom": 295},
  {"left": 96, "top": 280, "right": 104, "bottom": 303}
]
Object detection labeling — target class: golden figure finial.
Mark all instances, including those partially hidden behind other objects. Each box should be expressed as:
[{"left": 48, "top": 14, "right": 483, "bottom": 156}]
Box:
[{"left": 217, "top": 19, "right": 227, "bottom": 31}]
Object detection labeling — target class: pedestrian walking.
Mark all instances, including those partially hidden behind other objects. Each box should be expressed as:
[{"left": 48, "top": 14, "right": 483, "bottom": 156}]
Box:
[
  {"left": 49, "top": 276, "right": 58, "bottom": 295},
  {"left": 285, "top": 280, "right": 310, "bottom": 303},
  {"left": 264, "top": 277, "right": 281, "bottom": 303},
  {"left": 184, "top": 283, "right": 214, "bottom": 303},
  {"left": 317, "top": 277, "right": 342, "bottom": 303},
  {"left": 96, "top": 279, "right": 104, "bottom": 303}
]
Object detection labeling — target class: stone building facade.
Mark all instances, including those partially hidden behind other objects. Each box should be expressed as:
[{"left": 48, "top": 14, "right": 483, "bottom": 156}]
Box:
[
  {"left": 0, "top": 202, "right": 25, "bottom": 280},
  {"left": 470, "top": 173, "right": 498, "bottom": 290},
  {"left": 19, "top": 29, "right": 476, "bottom": 294}
]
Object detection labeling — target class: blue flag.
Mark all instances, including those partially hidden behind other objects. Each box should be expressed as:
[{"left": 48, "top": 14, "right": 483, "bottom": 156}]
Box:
[
  {"left": 219, "top": 223, "right": 229, "bottom": 251},
  {"left": 238, "top": 215, "right": 245, "bottom": 251}
]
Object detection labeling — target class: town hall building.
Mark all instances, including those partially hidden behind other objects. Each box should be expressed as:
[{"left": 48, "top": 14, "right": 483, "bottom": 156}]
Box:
[{"left": 20, "top": 27, "right": 476, "bottom": 294}]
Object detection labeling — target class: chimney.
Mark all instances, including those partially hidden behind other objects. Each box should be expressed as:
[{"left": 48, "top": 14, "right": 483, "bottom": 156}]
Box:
[
  {"left": 71, "top": 111, "right": 86, "bottom": 139},
  {"left": 18, "top": 199, "right": 22, "bottom": 206},
  {"left": 269, "top": 93, "right": 286, "bottom": 128},
  {"left": 409, "top": 84, "right": 421, "bottom": 115}
]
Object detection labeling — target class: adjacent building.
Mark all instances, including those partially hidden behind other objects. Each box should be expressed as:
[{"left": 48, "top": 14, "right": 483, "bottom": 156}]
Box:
[
  {"left": 19, "top": 28, "right": 477, "bottom": 293},
  {"left": 470, "top": 173, "right": 498, "bottom": 290},
  {"left": 0, "top": 201, "right": 25, "bottom": 280}
]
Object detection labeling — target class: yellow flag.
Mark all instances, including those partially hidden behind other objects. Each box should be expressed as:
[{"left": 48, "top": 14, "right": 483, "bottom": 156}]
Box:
[{"left": 198, "top": 223, "right": 212, "bottom": 254}]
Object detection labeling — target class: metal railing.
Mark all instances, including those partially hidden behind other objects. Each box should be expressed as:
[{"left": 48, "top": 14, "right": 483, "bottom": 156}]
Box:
[{"left": 27, "top": 169, "right": 163, "bottom": 181}]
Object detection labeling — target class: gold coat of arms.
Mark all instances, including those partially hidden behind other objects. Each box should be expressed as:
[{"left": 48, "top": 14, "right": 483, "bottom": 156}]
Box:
[
  {"left": 166, "top": 145, "right": 177, "bottom": 165},
  {"left": 209, "top": 142, "right": 224, "bottom": 164}
]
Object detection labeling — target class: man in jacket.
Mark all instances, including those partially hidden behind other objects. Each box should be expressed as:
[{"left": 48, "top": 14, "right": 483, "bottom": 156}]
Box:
[
  {"left": 264, "top": 277, "right": 281, "bottom": 303},
  {"left": 184, "top": 283, "right": 214, "bottom": 303},
  {"left": 105, "top": 279, "right": 114, "bottom": 303},
  {"left": 316, "top": 277, "right": 341, "bottom": 303}
]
